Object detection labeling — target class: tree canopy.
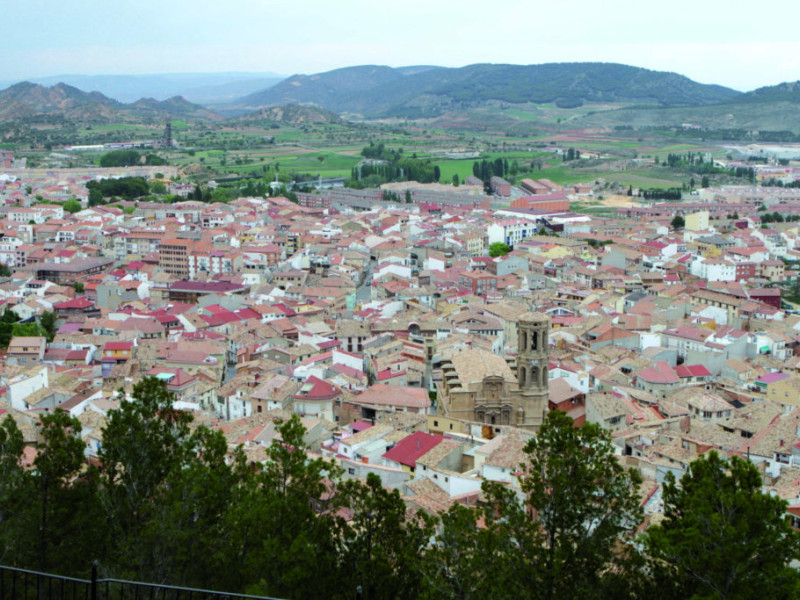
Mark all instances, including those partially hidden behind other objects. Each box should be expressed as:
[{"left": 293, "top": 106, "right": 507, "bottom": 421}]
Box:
[
  {"left": 671, "top": 215, "right": 685, "bottom": 230},
  {"left": 489, "top": 241, "right": 511, "bottom": 257},
  {"left": 646, "top": 451, "right": 800, "bottom": 600},
  {"left": 0, "top": 386, "right": 797, "bottom": 600}
]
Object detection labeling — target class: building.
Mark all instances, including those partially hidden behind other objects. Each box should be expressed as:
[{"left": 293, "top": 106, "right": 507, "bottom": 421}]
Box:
[
  {"left": 437, "top": 312, "right": 550, "bottom": 430},
  {"left": 34, "top": 258, "right": 114, "bottom": 284},
  {"left": 158, "top": 238, "right": 191, "bottom": 278},
  {"left": 490, "top": 176, "right": 511, "bottom": 197},
  {"left": 7, "top": 336, "right": 46, "bottom": 366}
]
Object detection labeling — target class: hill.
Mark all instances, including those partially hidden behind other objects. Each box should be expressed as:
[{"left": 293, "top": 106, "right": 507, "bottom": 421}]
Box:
[
  {"left": 0, "top": 72, "right": 285, "bottom": 104},
  {"left": 0, "top": 82, "right": 223, "bottom": 122},
  {"left": 569, "top": 80, "right": 800, "bottom": 134},
  {"left": 235, "top": 65, "right": 415, "bottom": 111},
  {"left": 231, "top": 104, "right": 344, "bottom": 125},
  {"left": 233, "top": 62, "right": 741, "bottom": 117}
]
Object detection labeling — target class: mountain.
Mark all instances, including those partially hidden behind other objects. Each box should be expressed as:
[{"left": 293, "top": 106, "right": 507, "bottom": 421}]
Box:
[
  {"left": 232, "top": 63, "right": 741, "bottom": 117},
  {"left": 569, "top": 80, "right": 800, "bottom": 133},
  {"left": 0, "top": 82, "right": 222, "bottom": 122},
  {"left": 731, "top": 81, "right": 800, "bottom": 105},
  {"left": 0, "top": 72, "right": 286, "bottom": 104},
  {"left": 235, "top": 65, "right": 414, "bottom": 111}
]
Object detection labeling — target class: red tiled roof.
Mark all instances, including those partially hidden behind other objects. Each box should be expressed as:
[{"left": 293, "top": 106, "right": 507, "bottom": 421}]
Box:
[
  {"left": 636, "top": 361, "right": 679, "bottom": 384},
  {"left": 104, "top": 341, "right": 133, "bottom": 351},
  {"left": 294, "top": 375, "right": 340, "bottom": 400},
  {"left": 675, "top": 364, "right": 712, "bottom": 378},
  {"left": 382, "top": 431, "right": 445, "bottom": 468},
  {"left": 54, "top": 297, "right": 94, "bottom": 310}
]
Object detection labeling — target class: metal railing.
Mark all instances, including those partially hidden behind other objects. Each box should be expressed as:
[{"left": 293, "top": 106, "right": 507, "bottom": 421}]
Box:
[{"left": 0, "top": 564, "right": 281, "bottom": 600}]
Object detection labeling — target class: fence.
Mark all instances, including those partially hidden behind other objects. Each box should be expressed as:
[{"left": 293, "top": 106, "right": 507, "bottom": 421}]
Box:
[{"left": 0, "top": 564, "right": 281, "bottom": 600}]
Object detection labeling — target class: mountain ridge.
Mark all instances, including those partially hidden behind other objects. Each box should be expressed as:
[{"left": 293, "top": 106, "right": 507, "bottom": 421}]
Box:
[
  {"left": 231, "top": 62, "right": 742, "bottom": 117},
  {"left": 0, "top": 81, "right": 223, "bottom": 122}
]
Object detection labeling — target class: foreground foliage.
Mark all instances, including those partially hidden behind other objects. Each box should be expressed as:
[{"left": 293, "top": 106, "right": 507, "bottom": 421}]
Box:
[{"left": 0, "top": 380, "right": 797, "bottom": 599}]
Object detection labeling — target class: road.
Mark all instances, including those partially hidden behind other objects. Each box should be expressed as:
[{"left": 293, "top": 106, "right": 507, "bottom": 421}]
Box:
[{"left": 355, "top": 259, "right": 376, "bottom": 305}]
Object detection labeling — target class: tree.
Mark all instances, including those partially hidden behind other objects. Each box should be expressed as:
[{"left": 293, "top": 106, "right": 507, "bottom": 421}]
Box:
[
  {"left": 74, "top": 282, "right": 84, "bottom": 294},
  {"left": 452, "top": 174, "right": 460, "bottom": 187},
  {"left": 0, "top": 306, "right": 20, "bottom": 348},
  {"left": 0, "top": 263, "right": 10, "bottom": 277},
  {"left": 11, "top": 321, "right": 46, "bottom": 338},
  {"left": 31, "top": 410, "right": 89, "bottom": 571},
  {"left": 488, "top": 242, "right": 511, "bottom": 257},
  {"left": 239, "top": 414, "right": 343, "bottom": 599},
  {"left": 405, "top": 189, "right": 412, "bottom": 203},
  {"left": 646, "top": 451, "right": 800, "bottom": 600},
  {"left": 0, "top": 415, "right": 26, "bottom": 565},
  {"left": 338, "top": 474, "right": 432, "bottom": 599},
  {"left": 474, "top": 411, "right": 643, "bottom": 600},
  {"left": 98, "top": 377, "right": 197, "bottom": 581},
  {"left": 434, "top": 165, "right": 441, "bottom": 182},
  {"left": 701, "top": 175, "right": 710, "bottom": 188},
  {"left": 149, "top": 180, "right": 167, "bottom": 194},
  {"left": 99, "top": 150, "right": 141, "bottom": 167},
  {"left": 63, "top": 198, "right": 82, "bottom": 214},
  {"left": 88, "top": 187, "right": 104, "bottom": 207},
  {"left": 671, "top": 215, "right": 685, "bottom": 230},
  {"left": 421, "top": 502, "right": 489, "bottom": 600},
  {"left": 40, "top": 310, "right": 57, "bottom": 342}
]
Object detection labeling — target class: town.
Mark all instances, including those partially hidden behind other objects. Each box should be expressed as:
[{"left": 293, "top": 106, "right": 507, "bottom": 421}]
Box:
[
  {"left": 4, "top": 104, "right": 800, "bottom": 597},
  {"left": 2, "top": 147, "right": 800, "bottom": 495}
]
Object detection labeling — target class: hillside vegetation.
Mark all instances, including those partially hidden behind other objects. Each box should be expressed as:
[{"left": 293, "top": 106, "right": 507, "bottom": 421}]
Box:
[{"left": 234, "top": 62, "right": 741, "bottom": 117}]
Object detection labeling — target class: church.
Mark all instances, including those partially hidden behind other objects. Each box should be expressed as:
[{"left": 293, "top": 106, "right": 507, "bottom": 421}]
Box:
[{"left": 436, "top": 312, "right": 550, "bottom": 429}]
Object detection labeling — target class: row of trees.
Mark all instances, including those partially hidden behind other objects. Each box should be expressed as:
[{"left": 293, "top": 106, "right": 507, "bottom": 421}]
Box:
[
  {"left": 98, "top": 150, "right": 167, "bottom": 168},
  {"left": 1, "top": 378, "right": 797, "bottom": 599},
  {"left": 472, "top": 158, "right": 509, "bottom": 182},
  {"left": 348, "top": 150, "right": 438, "bottom": 188},
  {"left": 639, "top": 187, "right": 683, "bottom": 201},
  {"left": 87, "top": 177, "right": 150, "bottom": 205}
]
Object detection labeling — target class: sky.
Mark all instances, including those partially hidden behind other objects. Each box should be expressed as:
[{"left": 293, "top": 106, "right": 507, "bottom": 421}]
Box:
[{"left": 3, "top": 0, "right": 800, "bottom": 91}]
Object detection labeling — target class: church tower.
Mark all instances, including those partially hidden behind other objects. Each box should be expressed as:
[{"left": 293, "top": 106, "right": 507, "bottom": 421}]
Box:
[{"left": 516, "top": 312, "right": 550, "bottom": 428}]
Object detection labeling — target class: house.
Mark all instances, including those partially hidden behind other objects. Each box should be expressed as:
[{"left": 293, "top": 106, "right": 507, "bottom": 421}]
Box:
[
  {"left": 382, "top": 431, "right": 446, "bottom": 475},
  {"left": 292, "top": 375, "right": 341, "bottom": 422},
  {"left": 102, "top": 340, "right": 133, "bottom": 362},
  {"left": 338, "top": 384, "right": 430, "bottom": 427},
  {"left": 7, "top": 336, "right": 46, "bottom": 366}
]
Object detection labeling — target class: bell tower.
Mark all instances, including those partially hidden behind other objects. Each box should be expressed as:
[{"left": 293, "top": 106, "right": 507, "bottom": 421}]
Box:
[{"left": 516, "top": 311, "right": 550, "bottom": 428}]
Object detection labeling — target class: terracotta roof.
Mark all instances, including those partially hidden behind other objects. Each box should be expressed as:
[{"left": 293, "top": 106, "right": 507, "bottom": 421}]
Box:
[
  {"left": 383, "top": 431, "right": 446, "bottom": 468},
  {"left": 350, "top": 384, "right": 430, "bottom": 409}
]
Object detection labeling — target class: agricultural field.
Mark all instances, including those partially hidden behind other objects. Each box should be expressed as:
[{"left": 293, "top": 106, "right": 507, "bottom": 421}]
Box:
[{"left": 4, "top": 105, "right": 756, "bottom": 197}]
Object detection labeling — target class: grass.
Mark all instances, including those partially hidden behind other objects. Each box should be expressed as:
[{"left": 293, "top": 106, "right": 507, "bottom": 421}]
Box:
[{"left": 538, "top": 165, "right": 686, "bottom": 188}]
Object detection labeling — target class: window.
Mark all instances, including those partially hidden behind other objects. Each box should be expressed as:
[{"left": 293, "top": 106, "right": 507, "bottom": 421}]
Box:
[
  {"left": 433, "top": 420, "right": 439, "bottom": 427},
  {"left": 433, "top": 474, "right": 438, "bottom": 479},
  {"left": 348, "top": 468, "right": 355, "bottom": 475}
]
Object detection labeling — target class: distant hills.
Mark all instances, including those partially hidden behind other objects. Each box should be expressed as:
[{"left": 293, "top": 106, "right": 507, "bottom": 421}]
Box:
[
  {"left": 4, "top": 63, "right": 800, "bottom": 133},
  {"left": 228, "top": 104, "right": 343, "bottom": 125},
  {"left": 0, "top": 72, "right": 285, "bottom": 104},
  {"left": 0, "top": 82, "right": 223, "bottom": 122},
  {"left": 231, "top": 62, "right": 741, "bottom": 117},
  {"left": 570, "top": 80, "right": 800, "bottom": 133}
]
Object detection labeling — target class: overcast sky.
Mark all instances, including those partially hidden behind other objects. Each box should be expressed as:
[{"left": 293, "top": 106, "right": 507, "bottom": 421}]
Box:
[{"left": 4, "top": 0, "right": 800, "bottom": 91}]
